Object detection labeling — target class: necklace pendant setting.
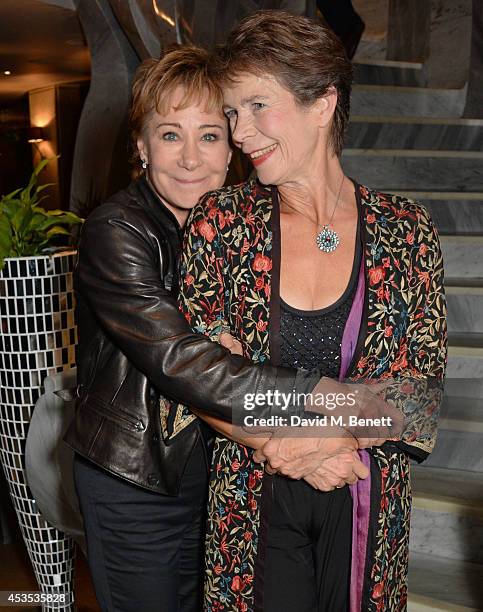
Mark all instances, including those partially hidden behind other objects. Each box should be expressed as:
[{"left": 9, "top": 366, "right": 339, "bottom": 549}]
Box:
[{"left": 316, "top": 225, "right": 340, "bottom": 253}]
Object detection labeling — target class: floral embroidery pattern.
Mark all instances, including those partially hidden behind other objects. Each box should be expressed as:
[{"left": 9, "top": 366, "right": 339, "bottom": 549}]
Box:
[
  {"left": 366, "top": 446, "right": 411, "bottom": 611},
  {"left": 173, "top": 180, "right": 446, "bottom": 611}
]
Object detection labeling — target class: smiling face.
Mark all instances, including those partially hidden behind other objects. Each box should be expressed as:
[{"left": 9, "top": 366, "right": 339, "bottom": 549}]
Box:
[
  {"left": 222, "top": 72, "right": 330, "bottom": 187},
  {"left": 137, "top": 86, "right": 231, "bottom": 225}
]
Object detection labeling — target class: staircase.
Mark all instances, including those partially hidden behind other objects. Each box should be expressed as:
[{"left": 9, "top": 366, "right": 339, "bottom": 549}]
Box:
[{"left": 344, "top": 59, "right": 483, "bottom": 612}]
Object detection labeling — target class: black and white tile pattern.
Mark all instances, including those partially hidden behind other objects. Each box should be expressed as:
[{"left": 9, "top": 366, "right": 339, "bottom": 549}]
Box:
[{"left": 0, "top": 253, "right": 77, "bottom": 610}]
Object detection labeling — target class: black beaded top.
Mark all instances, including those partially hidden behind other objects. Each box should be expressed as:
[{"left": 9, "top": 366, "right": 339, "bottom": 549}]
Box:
[{"left": 280, "top": 233, "right": 362, "bottom": 378}]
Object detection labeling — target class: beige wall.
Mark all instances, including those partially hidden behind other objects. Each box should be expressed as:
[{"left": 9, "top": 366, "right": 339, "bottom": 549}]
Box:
[
  {"left": 29, "top": 83, "right": 85, "bottom": 211},
  {"left": 29, "top": 86, "right": 60, "bottom": 210}
]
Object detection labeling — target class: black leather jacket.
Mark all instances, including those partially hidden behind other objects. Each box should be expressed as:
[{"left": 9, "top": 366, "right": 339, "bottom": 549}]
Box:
[{"left": 64, "top": 178, "right": 317, "bottom": 495}]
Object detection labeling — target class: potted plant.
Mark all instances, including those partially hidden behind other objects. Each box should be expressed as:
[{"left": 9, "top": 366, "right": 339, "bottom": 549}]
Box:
[
  {"left": 0, "top": 157, "right": 82, "bottom": 267},
  {"left": 0, "top": 159, "right": 83, "bottom": 608}
]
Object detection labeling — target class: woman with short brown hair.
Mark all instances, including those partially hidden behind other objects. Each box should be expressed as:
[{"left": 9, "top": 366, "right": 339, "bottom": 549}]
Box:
[
  {"left": 177, "top": 11, "right": 446, "bottom": 611},
  {"left": 67, "top": 45, "right": 232, "bottom": 611}
]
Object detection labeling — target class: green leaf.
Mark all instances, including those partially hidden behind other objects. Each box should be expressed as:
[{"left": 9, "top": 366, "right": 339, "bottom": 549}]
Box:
[
  {"left": 46, "top": 226, "right": 71, "bottom": 238},
  {"left": 36, "top": 208, "right": 68, "bottom": 216},
  {"left": 38, "top": 213, "right": 83, "bottom": 231},
  {"left": 11, "top": 207, "right": 30, "bottom": 232},
  {"left": 0, "top": 156, "right": 81, "bottom": 260},
  {"left": 31, "top": 206, "right": 50, "bottom": 216},
  {"left": 0, "top": 214, "right": 13, "bottom": 269},
  {"left": 2, "top": 187, "right": 22, "bottom": 200},
  {"left": 18, "top": 208, "right": 35, "bottom": 236},
  {"left": 34, "top": 157, "right": 53, "bottom": 177},
  {"left": 1, "top": 199, "right": 22, "bottom": 218},
  {"left": 26, "top": 213, "right": 47, "bottom": 232},
  {"left": 36, "top": 183, "right": 55, "bottom": 193},
  {"left": 23, "top": 158, "right": 54, "bottom": 204}
]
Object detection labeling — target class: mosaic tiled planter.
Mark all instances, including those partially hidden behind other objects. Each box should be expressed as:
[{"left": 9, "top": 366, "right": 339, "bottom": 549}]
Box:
[{"left": 0, "top": 252, "right": 77, "bottom": 610}]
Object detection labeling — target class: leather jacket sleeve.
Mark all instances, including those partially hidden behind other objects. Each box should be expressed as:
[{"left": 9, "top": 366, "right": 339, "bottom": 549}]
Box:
[{"left": 76, "top": 205, "right": 319, "bottom": 422}]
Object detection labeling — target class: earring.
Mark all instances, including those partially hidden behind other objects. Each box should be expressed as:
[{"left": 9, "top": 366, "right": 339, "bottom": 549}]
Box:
[
  {"left": 142, "top": 159, "right": 148, "bottom": 170},
  {"left": 226, "top": 165, "right": 230, "bottom": 172}
]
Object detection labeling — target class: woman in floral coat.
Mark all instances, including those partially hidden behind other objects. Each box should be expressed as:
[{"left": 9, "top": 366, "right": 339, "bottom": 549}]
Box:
[{"left": 169, "top": 11, "right": 446, "bottom": 612}]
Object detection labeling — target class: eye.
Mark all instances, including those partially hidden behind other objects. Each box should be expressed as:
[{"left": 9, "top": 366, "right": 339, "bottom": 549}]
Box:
[
  {"left": 252, "top": 101, "right": 266, "bottom": 111},
  {"left": 201, "top": 133, "right": 219, "bottom": 142},
  {"left": 224, "top": 108, "right": 237, "bottom": 120},
  {"left": 162, "top": 132, "right": 178, "bottom": 141}
]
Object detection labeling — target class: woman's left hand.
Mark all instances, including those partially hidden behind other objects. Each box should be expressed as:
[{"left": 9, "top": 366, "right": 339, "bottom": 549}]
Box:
[{"left": 303, "top": 451, "right": 364, "bottom": 490}]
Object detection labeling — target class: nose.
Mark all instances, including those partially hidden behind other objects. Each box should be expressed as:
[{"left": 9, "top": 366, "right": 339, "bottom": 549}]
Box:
[
  {"left": 231, "top": 112, "right": 255, "bottom": 148},
  {"left": 178, "top": 139, "right": 202, "bottom": 171}
]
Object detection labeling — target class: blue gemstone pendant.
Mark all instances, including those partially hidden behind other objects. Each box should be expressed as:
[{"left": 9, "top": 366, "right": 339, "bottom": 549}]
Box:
[{"left": 316, "top": 225, "right": 340, "bottom": 253}]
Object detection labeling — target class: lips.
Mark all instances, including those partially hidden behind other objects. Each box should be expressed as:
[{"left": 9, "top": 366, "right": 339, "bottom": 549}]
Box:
[
  {"left": 248, "top": 144, "right": 277, "bottom": 167},
  {"left": 173, "top": 177, "right": 206, "bottom": 185}
]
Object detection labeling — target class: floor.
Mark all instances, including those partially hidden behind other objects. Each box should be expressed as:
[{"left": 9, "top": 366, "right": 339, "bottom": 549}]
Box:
[{"left": 0, "top": 538, "right": 99, "bottom": 611}]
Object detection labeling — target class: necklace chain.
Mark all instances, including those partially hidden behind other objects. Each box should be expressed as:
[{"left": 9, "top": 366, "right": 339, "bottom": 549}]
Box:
[
  {"left": 320, "top": 174, "right": 344, "bottom": 229},
  {"left": 315, "top": 174, "right": 344, "bottom": 253},
  {"left": 281, "top": 174, "right": 345, "bottom": 253}
]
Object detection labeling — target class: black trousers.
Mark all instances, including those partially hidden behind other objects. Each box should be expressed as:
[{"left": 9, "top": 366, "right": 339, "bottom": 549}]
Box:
[
  {"left": 263, "top": 475, "right": 352, "bottom": 612},
  {"left": 74, "top": 438, "right": 209, "bottom": 612}
]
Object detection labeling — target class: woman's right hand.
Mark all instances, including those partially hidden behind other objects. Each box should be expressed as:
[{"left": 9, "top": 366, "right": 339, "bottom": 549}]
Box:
[{"left": 219, "top": 332, "right": 244, "bottom": 356}]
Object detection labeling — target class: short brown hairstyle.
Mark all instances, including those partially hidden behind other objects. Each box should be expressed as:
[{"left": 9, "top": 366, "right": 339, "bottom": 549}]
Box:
[
  {"left": 129, "top": 45, "right": 224, "bottom": 166},
  {"left": 212, "top": 10, "right": 353, "bottom": 157}
]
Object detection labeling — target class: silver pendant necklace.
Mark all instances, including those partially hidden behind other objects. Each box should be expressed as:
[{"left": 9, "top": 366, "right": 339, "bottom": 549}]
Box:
[{"left": 315, "top": 175, "right": 345, "bottom": 253}]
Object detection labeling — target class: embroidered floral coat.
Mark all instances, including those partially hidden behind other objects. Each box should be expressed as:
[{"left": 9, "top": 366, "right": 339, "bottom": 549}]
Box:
[{"left": 168, "top": 180, "right": 446, "bottom": 612}]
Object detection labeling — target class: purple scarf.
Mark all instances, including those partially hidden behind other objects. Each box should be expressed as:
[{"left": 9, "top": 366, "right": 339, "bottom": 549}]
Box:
[{"left": 339, "top": 258, "right": 371, "bottom": 612}]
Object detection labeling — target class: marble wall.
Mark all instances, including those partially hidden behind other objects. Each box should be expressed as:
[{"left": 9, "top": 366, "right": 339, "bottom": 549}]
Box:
[
  {"left": 354, "top": 0, "right": 473, "bottom": 90},
  {"left": 464, "top": 0, "right": 483, "bottom": 118},
  {"left": 426, "top": 0, "right": 473, "bottom": 88},
  {"left": 386, "top": 0, "right": 430, "bottom": 62},
  {"left": 68, "top": 0, "right": 316, "bottom": 213}
]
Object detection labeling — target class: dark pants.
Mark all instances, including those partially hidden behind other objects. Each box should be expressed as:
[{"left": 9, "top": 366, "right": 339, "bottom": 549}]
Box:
[
  {"left": 263, "top": 476, "right": 352, "bottom": 612},
  {"left": 74, "top": 438, "right": 209, "bottom": 612}
]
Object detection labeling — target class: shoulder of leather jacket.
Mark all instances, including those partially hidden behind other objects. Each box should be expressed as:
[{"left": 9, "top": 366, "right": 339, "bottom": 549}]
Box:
[
  {"left": 80, "top": 181, "right": 178, "bottom": 258},
  {"left": 84, "top": 184, "right": 152, "bottom": 229}
]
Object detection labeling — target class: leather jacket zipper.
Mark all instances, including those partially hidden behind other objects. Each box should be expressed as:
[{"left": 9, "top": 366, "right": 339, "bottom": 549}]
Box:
[{"left": 87, "top": 394, "right": 146, "bottom": 432}]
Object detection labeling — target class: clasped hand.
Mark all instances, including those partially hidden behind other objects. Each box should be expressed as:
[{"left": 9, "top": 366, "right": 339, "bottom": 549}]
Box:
[
  {"left": 218, "top": 332, "right": 400, "bottom": 491},
  {"left": 252, "top": 430, "right": 369, "bottom": 491}
]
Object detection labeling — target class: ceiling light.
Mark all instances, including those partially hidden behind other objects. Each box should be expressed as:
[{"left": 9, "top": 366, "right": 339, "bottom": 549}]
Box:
[{"left": 3, "top": 70, "right": 11, "bottom": 75}]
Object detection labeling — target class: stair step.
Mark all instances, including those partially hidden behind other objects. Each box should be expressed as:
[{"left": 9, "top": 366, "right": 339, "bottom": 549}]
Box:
[
  {"left": 398, "top": 192, "right": 483, "bottom": 202},
  {"left": 342, "top": 149, "right": 483, "bottom": 191},
  {"left": 440, "top": 236, "right": 483, "bottom": 281},
  {"left": 428, "top": 428, "right": 483, "bottom": 472},
  {"left": 408, "top": 595, "right": 478, "bottom": 612},
  {"left": 448, "top": 333, "right": 483, "bottom": 351},
  {"left": 390, "top": 191, "right": 483, "bottom": 236},
  {"left": 347, "top": 117, "right": 483, "bottom": 151},
  {"left": 410, "top": 467, "right": 483, "bottom": 563},
  {"left": 353, "top": 59, "right": 427, "bottom": 87},
  {"left": 426, "top": 395, "right": 483, "bottom": 471},
  {"left": 440, "top": 395, "right": 483, "bottom": 428},
  {"left": 408, "top": 553, "right": 483, "bottom": 611},
  {"left": 446, "top": 291, "right": 483, "bottom": 334},
  {"left": 444, "top": 377, "right": 483, "bottom": 400},
  {"left": 446, "top": 327, "right": 483, "bottom": 381},
  {"left": 412, "top": 466, "right": 483, "bottom": 512},
  {"left": 446, "top": 350, "right": 483, "bottom": 380},
  {"left": 351, "top": 84, "right": 467, "bottom": 117},
  {"left": 445, "top": 278, "right": 483, "bottom": 290}
]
